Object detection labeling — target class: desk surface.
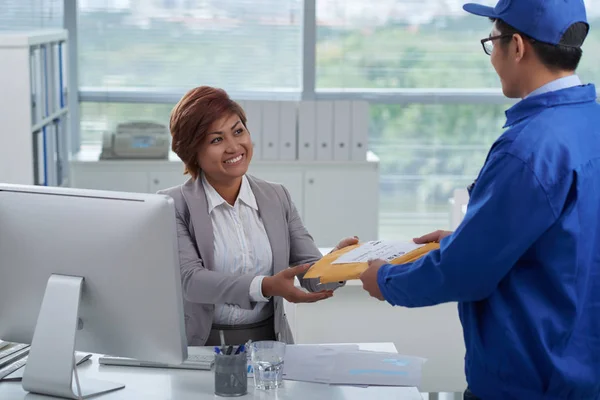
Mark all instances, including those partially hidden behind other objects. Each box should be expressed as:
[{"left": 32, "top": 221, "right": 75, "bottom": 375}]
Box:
[{"left": 0, "top": 343, "right": 423, "bottom": 400}]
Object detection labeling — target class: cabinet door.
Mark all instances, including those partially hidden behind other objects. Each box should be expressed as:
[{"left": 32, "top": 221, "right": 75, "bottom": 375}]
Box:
[
  {"left": 247, "top": 167, "right": 304, "bottom": 219},
  {"left": 304, "top": 168, "right": 379, "bottom": 247},
  {"left": 149, "top": 171, "right": 190, "bottom": 193},
  {"left": 71, "top": 168, "right": 149, "bottom": 193}
]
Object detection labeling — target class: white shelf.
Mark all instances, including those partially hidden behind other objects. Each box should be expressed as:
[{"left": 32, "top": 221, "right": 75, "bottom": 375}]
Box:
[
  {"left": 72, "top": 146, "right": 380, "bottom": 165},
  {"left": 70, "top": 151, "right": 380, "bottom": 247},
  {"left": 31, "top": 107, "right": 68, "bottom": 133},
  {"left": 0, "top": 29, "right": 67, "bottom": 48},
  {"left": 0, "top": 29, "right": 69, "bottom": 186}
]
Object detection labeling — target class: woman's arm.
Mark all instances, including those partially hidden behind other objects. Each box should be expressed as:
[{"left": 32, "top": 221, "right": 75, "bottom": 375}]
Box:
[{"left": 175, "top": 211, "right": 257, "bottom": 310}]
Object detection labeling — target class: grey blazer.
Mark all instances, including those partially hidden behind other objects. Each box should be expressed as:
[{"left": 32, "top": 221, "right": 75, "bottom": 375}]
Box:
[{"left": 158, "top": 174, "right": 336, "bottom": 346}]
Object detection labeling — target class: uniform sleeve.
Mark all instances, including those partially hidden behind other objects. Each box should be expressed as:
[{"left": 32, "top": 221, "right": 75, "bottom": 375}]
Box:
[{"left": 377, "top": 152, "right": 558, "bottom": 307}]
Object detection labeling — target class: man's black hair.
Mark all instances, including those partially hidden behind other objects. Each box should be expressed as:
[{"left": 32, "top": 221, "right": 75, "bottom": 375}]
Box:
[{"left": 491, "top": 18, "right": 589, "bottom": 71}]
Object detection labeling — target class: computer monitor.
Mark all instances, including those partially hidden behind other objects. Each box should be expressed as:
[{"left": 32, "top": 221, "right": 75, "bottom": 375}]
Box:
[{"left": 0, "top": 184, "right": 187, "bottom": 399}]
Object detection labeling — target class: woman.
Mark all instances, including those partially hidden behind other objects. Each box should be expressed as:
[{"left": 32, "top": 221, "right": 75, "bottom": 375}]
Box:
[{"left": 159, "top": 86, "right": 357, "bottom": 346}]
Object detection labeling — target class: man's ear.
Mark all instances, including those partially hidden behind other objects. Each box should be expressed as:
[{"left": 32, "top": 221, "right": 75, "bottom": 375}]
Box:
[{"left": 513, "top": 34, "right": 527, "bottom": 62}]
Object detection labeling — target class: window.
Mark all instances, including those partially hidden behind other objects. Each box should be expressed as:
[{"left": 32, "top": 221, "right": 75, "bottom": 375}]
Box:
[
  {"left": 316, "top": 0, "right": 499, "bottom": 89},
  {"left": 370, "top": 103, "right": 508, "bottom": 240},
  {"left": 0, "top": 0, "right": 63, "bottom": 30},
  {"left": 78, "top": 0, "right": 303, "bottom": 91},
  {"left": 316, "top": 0, "right": 600, "bottom": 89}
]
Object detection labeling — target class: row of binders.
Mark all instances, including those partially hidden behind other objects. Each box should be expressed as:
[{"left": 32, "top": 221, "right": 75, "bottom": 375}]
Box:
[
  {"left": 237, "top": 100, "right": 369, "bottom": 162},
  {"left": 33, "top": 116, "right": 68, "bottom": 187},
  {"left": 30, "top": 40, "right": 68, "bottom": 126},
  {"left": 29, "top": 38, "right": 69, "bottom": 187}
]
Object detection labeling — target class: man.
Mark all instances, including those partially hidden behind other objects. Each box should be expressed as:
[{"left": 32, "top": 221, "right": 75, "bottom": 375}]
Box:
[{"left": 360, "top": 0, "right": 600, "bottom": 399}]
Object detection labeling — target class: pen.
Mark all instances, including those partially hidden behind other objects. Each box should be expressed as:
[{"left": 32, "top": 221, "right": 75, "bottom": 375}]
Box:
[
  {"left": 235, "top": 344, "right": 245, "bottom": 355},
  {"left": 225, "top": 345, "right": 233, "bottom": 355},
  {"left": 214, "top": 347, "right": 221, "bottom": 355}
]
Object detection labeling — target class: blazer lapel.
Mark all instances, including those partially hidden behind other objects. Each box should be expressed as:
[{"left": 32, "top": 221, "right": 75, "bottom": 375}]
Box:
[
  {"left": 247, "top": 176, "right": 287, "bottom": 273},
  {"left": 181, "top": 178, "right": 215, "bottom": 270}
]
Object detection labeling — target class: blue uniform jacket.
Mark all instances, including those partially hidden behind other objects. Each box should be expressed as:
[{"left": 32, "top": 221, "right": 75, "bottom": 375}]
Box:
[{"left": 378, "top": 84, "right": 600, "bottom": 399}]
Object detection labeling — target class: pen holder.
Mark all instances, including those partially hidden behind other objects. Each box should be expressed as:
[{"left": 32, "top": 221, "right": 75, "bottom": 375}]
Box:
[{"left": 214, "top": 351, "right": 248, "bottom": 397}]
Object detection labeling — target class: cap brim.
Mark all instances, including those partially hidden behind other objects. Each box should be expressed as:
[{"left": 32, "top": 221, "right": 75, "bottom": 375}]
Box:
[{"left": 463, "top": 3, "right": 499, "bottom": 18}]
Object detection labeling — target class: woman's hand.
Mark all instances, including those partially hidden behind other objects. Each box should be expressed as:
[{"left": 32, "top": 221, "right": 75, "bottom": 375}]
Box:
[
  {"left": 262, "top": 264, "right": 334, "bottom": 303},
  {"left": 329, "top": 236, "right": 359, "bottom": 253}
]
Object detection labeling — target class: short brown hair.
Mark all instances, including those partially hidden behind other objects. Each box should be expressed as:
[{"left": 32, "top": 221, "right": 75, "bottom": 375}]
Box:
[{"left": 170, "top": 86, "right": 247, "bottom": 179}]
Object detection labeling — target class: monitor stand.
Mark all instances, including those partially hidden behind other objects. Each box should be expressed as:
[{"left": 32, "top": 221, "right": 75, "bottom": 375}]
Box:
[{"left": 22, "top": 274, "right": 125, "bottom": 399}]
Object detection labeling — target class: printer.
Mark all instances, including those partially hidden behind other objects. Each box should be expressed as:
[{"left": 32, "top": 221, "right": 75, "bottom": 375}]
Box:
[{"left": 100, "top": 121, "right": 171, "bottom": 160}]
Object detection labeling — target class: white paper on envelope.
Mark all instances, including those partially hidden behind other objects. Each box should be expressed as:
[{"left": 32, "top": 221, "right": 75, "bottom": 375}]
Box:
[
  {"left": 329, "top": 351, "right": 427, "bottom": 387},
  {"left": 332, "top": 240, "right": 424, "bottom": 265}
]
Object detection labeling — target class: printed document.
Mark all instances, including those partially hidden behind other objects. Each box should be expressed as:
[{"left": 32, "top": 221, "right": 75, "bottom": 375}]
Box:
[{"left": 332, "top": 240, "right": 424, "bottom": 265}]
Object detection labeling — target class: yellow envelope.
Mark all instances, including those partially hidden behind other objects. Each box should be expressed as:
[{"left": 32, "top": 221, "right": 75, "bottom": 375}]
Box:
[{"left": 305, "top": 242, "right": 440, "bottom": 283}]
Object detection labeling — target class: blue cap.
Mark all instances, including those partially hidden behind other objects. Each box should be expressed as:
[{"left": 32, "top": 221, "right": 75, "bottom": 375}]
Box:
[{"left": 463, "top": 0, "right": 588, "bottom": 46}]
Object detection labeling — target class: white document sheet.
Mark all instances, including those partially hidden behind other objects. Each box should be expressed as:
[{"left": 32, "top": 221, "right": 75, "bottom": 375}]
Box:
[
  {"left": 332, "top": 240, "right": 424, "bottom": 264},
  {"left": 329, "top": 351, "right": 427, "bottom": 387},
  {"left": 283, "top": 345, "right": 427, "bottom": 388},
  {"left": 283, "top": 344, "right": 360, "bottom": 383}
]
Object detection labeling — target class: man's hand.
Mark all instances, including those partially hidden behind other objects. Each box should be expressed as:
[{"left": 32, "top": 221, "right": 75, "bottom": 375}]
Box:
[
  {"left": 414, "top": 230, "right": 453, "bottom": 244},
  {"left": 262, "top": 264, "right": 334, "bottom": 303},
  {"left": 359, "top": 259, "right": 387, "bottom": 301},
  {"left": 329, "top": 236, "right": 359, "bottom": 253}
]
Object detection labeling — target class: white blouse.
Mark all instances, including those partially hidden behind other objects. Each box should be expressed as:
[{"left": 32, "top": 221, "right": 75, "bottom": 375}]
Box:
[{"left": 202, "top": 173, "right": 274, "bottom": 325}]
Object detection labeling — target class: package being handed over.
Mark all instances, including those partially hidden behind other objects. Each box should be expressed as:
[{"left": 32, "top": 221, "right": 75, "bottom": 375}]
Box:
[{"left": 304, "top": 240, "right": 440, "bottom": 283}]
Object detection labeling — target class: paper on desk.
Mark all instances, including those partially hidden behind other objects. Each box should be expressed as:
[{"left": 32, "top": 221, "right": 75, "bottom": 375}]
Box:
[
  {"left": 283, "top": 346, "right": 426, "bottom": 388},
  {"left": 333, "top": 240, "right": 424, "bottom": 264},
  {"left": 283, "top": 344, "right": 360, "bottom": 383},
  {"left": 329, "top": 351, "right": 427, "bottom": 387}
]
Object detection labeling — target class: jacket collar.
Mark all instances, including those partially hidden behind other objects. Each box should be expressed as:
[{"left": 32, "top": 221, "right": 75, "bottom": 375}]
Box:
[
  {"left": 201, "top": 173, "right": 258, "bottom": 213},
  {"left": 504, "top": 84, "right": 597, "bottom": 128}
]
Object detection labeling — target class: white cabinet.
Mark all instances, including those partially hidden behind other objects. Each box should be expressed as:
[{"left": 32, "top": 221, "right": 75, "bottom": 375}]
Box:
[
  {"left": 148, "top": 171, "right": 188, "bottom": 193},
  {"left": 70, "top": 150, "right": 380, "bottom": 246},
  {"left": 0, "top": 29, "right": 69, "bottom": 186},
  {"left": 304, "top": 168, "right": 378, "bottom": 246}
]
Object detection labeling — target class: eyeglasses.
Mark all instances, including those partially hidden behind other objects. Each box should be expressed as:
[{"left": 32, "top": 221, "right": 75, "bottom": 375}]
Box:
[{"left": 480, "top": 34, "right": 513, "bottom": 55}]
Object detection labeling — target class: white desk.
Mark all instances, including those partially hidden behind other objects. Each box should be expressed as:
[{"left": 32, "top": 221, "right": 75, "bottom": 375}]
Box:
[{"left": 0, "top": 343, "right": 423, "bottom": 400}]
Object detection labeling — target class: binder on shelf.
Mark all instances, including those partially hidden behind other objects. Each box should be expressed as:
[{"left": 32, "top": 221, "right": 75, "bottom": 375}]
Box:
[
  {"left": 58, "top": 41, "right": 67, "bottom": 108},
  {"left": 333, "top": 101, "right": 351, "bottom": 161},
  {"left": 316, "top": 101, "right": 334, "bottom": 161},
  {"left": 41, "top": 44, "right": 50, "bottom": 118},
  {"left": 30, "top": 46, "right": 43, "bottom": 126},
  {"left": 351, "top": 101, "right": 369, "bottom": 162},
  {"left": 33, "top": 130, "right": 45, "bottom": 186},
  {"left": 55, "top": 117, "right": 68, "bottom": 186},
  {"left": 44, "top": 122, "right": 58, "bottom": 187},
  {"left": 45, "top": 43, "right": 56, "bottom": 117},
  {"left": 261, "top": 101, "right": 279, "bottom": 160},
  {"left": 244, "top": 101, "right": 263, "bottom": 161},
  {"left": 298, "top": 101, "right": 317, "bottom": 161},
  {"left": 279, "top": 101, "right": 297, "bottom": 161},
  {"left": 51, "top": 41, "right": 64, "bottom": 113}
]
